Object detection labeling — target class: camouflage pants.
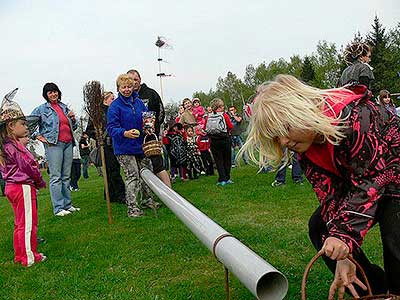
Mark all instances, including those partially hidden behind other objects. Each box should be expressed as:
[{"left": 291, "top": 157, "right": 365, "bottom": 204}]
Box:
[{"left": 117, "top": 155, "right": 153, "bottom": 215}]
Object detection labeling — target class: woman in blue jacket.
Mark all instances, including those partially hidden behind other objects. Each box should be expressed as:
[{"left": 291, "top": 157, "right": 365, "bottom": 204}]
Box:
[{"left": 107, "top": 74, "right": 154, "bottom": 218}]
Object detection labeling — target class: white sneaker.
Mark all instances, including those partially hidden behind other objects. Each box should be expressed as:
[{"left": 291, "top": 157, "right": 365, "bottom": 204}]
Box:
[
  {"left": 55, "top": 210, "right": 71, "bottom": 217},
  {"left": 26, "top": 253, "right": 47, "bottom": 267},
  {"left": 68, "top": 206, "right": 81, "bottom": 212}
]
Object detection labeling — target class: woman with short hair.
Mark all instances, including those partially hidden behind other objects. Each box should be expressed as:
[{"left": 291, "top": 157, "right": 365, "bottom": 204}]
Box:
[
  {"left": 31, "top": 83, "right": 80, "bottom": 216},
  {"left": 106, "top": 75, "right": 155, "bottom": 218}
]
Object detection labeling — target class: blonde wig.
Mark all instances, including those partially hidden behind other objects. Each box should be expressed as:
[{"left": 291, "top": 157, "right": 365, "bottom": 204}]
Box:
[{"left": 240, "top": 74, "right": 352, "bottom": 168}]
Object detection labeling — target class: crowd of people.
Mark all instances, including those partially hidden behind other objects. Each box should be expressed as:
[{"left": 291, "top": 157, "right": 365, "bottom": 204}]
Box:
[{"left": 0, "top": 40, "right": 399, "bottom": 299}]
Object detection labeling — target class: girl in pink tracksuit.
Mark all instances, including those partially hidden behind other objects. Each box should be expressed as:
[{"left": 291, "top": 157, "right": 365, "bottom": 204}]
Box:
[{"left": 0, "top": 93, "right": 47, "bottom": 267}]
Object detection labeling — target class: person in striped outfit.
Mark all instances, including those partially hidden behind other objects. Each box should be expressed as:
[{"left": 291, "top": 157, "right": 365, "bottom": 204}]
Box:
[{"left": 0, "top": 89, "right": 47, "bottom": 267}]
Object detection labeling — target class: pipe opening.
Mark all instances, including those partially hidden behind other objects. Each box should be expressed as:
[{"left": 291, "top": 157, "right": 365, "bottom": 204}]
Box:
[{"left": 256, "top": 271, "right": 288, "bottom": 300}]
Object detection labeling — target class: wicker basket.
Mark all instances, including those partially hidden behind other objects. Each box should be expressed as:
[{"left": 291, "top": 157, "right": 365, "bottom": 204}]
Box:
[
  {"left": 302, "top": 252, "right": 400, "bottom": 300},
  {"left": 142, "top": 133, "right": 162, "bottom": 157}
]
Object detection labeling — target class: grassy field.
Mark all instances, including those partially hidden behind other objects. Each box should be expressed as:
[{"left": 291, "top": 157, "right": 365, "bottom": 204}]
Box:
[{"left": 0, "top": 165, "right": 383, "bottom": 300}]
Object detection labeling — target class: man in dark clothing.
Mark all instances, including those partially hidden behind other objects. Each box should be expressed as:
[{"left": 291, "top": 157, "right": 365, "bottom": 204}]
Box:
[
  {"left": 127, "top": 69, "right": 165, "bottom": 136},
  {"left": 86, "top": 91, "right": 126, "bottom": 203},
  {"left": 79, "top": 132, "right": 91, "bottom": 179}
]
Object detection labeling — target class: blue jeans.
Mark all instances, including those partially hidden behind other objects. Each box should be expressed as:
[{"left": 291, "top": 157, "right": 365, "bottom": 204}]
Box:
[
  {"left": 45, "top": 141, "right": 73, "bottom": 214},
  {"left": 231, "top": 135, "right": 248, "bottom": 164},
  {"left": 275, "top": 152, "right": 303, "bottom": 183},
  {"left": 81, "top": 155, "right": 89, "bottom": 178}
]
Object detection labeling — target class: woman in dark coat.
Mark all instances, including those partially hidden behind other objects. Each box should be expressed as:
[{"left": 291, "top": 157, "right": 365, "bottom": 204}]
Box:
[{"left": 86, "top": 91, "right": 126, "bottom": 203}]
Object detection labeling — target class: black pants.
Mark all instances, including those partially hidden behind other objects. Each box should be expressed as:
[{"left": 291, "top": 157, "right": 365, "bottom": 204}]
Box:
[
  {"left": 187, "top": 167, "right": 199, "bottom": 179},
  {"left": 70, "top": 159, "right": 81, "bottom": 189},
  {"left": 309, "top": 200, "right": 400, "bottom": 295},
  {"left": 200, "top": 150, "right": 214, "bottom": 176},
  {"left": 104, "top": 145, "right": 126, "bottom": 203},
  {"left": 210, "top": 137, "right": 231, "bottom": 182}
]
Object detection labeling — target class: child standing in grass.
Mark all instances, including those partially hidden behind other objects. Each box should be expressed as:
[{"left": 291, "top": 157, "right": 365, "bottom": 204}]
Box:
[
  {"left": 196, "top": 126, "right": 214, "bottom": 176},
  {"left": 0, "top": 89, "right": 47, "bottom": 267},
  {"left": 166, "top": 123, "right": 188, "bottom": 182},
  {"left": 185, "top": 126, "right": 202, "bottom": 180},
  {"left": 205, "top": 98, "right": 233, "bottom": 186}
]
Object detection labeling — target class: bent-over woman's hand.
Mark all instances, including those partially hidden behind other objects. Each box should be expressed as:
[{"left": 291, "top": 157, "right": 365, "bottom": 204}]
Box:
[
  {"left": 321, "top": 237, "right": 350, "bottom": 261},
  {"left": 328, "top": 258, "right": 367, "bottom": 300}
]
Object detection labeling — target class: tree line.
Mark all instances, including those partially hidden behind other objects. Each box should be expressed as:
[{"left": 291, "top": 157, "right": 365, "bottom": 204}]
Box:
[{"left": 188, "top": 16, "right": 400, "bottom": 115}]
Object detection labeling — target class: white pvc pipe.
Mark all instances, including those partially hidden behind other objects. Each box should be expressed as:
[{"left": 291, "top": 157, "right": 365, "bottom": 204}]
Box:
[{"left": 140, "top": 168, "right": 288, "bottom": 300}]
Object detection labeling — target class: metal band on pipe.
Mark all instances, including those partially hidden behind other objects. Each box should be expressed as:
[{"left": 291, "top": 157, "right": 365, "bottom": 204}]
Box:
[
  {"left": 140, "top": 168, "right": 288, "bottom": 300},
  {"left": 213, "top": 234, "right": 233, "bottom": 260}
]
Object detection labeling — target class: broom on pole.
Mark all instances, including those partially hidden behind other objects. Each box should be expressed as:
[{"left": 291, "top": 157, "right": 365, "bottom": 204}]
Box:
[{"left": 83, "top": 81, "right": 113, "bottom": 224}]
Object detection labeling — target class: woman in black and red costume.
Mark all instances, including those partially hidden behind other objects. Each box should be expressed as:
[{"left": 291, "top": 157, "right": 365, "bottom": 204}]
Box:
[{"left": 241, "top": 74, "right": 400, "bottom": 299}]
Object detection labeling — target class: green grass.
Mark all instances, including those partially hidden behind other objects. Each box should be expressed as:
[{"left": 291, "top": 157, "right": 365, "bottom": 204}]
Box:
[{"left": 0, "top": 166, "right": 383, "bottom": 300}]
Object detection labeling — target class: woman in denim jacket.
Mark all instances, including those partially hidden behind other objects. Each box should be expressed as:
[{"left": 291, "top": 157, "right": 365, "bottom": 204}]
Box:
[{"left": 31, "top": 83, "right": 80, "bottom": 217}]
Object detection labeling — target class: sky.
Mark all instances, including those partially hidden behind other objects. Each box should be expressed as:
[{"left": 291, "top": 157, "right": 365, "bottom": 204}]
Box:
[{"left": 1, "top": 0, "right": 399, "bottom": 119}]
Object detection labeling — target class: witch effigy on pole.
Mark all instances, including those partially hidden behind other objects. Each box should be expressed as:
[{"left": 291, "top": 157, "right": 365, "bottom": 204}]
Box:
[{"left": 83, "top": 81, "right": 113, "bottom": 224}]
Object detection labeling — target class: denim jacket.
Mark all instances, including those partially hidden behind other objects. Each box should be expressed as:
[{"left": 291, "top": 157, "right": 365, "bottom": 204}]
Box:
[{"left": 31, "top": 101, "right": 77, "bottom": 144}]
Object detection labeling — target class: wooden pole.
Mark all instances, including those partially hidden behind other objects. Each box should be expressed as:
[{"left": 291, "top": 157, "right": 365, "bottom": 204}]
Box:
[
  {"left": 98, "top": 128, "right": 113, "bottom": 224},
  {"left": 83, "top": 80, "right": 112, "bottom": 224}
]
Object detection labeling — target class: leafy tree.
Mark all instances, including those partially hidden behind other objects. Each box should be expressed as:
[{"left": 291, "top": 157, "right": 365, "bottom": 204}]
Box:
[
  {"left": 366, "top": 15, "right": 389, "bottom": 93},
  {"left": 216, "top": 71, "right": 247, "bottom": 109},
  {"left": 254, "top": 62, "right": 269, "bottom": 85},
  {"left": 387, "top": 23, "right": 400, "bottom": 96},
  {"left": 311, "top": 41, "right": 341, "bottom": 88},
  {"left": 367, "top": 15, "right": 387, "bottom": 46},
  {"left": 300, "top": 56, "right": 315, "bottom": 84},
  {"left": 287, "top": 55, "right": 303, "bottom": 78},
  {"left": 353, "top": 31, "right": 364, "bottom": 43},
  {"left": 264, "top": 58, "right": 289, "bottom": 81},
  {"left": 243, "top": 64, "right": 257, "bottom": 90},
  {"left": 192, "top": 17, "right": 399, "bottom": 108}
]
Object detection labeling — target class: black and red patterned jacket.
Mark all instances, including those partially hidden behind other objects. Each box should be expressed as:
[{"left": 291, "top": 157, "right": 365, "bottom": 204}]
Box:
[{"left": 299, "top": 86, "right": 400, "bottom": 253}]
